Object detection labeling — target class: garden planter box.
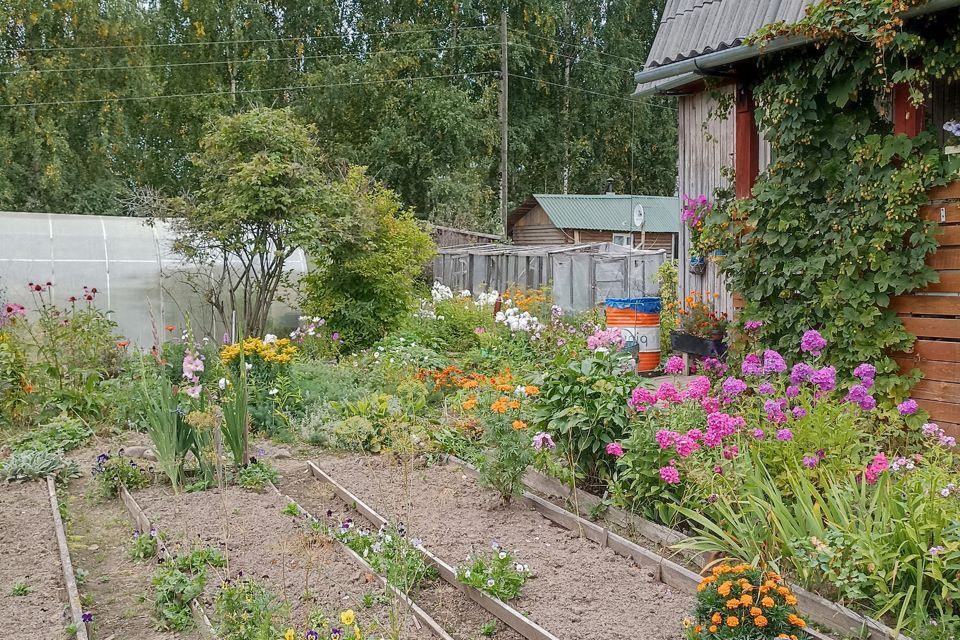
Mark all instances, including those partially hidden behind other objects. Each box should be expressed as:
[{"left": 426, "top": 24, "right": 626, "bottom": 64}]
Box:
[{"left": 670, "top": 331, "right": 726, "bottom": 358}]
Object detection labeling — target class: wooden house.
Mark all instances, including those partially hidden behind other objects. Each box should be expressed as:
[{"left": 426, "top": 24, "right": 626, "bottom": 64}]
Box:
[
  {"left": 634, "top": 0, "right": 960, "bottom": 433},
  {"left": 507, "top": 193, "right": 680, "bottom": 258}
]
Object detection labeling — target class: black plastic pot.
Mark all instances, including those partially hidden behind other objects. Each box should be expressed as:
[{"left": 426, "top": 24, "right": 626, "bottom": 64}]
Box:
[{"left": 670, "top": 330, "right": 727, "bottom": 358}]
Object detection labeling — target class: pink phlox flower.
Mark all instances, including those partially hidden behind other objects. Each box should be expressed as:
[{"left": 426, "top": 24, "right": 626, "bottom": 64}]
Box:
[
  {"left": 664, "top": 355, "right": 685, "bottom": 375},
  {"left": 655, "top": 430, "right": 679, "bottom": 449},
  {"left": 792, "top": 406, "right": 807, "bottom": 419},
  {"left": 659, "top": 465, "right": 681, "bottom": 484},
  {"left": 701, "top": 396, "right": 720, "bottom": 413},
  {"left": 605, "top": 442, "right": 625, "bottom": 457},
  {"left": 721, "top": 377, "right": 748, "bottom": 397},
  {"left": 655, "top": 382, "right": 681, "bottom": 404},
  {"left": 802, "top": 455, "right": 818, "bottom": 469},
  {"left": 864, "top": 452, "right": 889, "bottom": 485},
  {"left": 775, "top": 428, "right": 794, "bottom": 441},
  {"left": 751, "top": 428, "right": 766, "bottom": 440},
  {"left": 722, "top": 445, "right": 739, "bottom": 460},
  {"left": 741, "top": 353, "right": 764, "bottom": 377},
  {"left": 790, "top": 362, "right": 814, "bottom": 385},
  {"left": 810, "top": 366, "right": 836, "bottom": 392},
  {"left": 853, "top": 363, "right": 876, "bottom": 388},
  {"left": 757, "top": 382, "right": 775, "bottom": 395},
  {"left": 744, "top": 320, "right": 763, "bottom": 331},
  {"left": 897, "top": 399, "right": 918, "bottom": 416},
  {"left": 674, "top": 435, "right": 699, "bottom": 458},
  {"left": 682, "top": 376, "right": 711, "bottom": 401},
  {"left": 762, "top": 349, "right": 787, "bottom": 374},
  {"left": 800, "top": 329, "right": 827, "bottom": 356},
  {"left": 785, "top": 385, "right": 800, "bottom": 398},
  {"left": 628, "top": 386, "right": 657, "bottom": 410}
]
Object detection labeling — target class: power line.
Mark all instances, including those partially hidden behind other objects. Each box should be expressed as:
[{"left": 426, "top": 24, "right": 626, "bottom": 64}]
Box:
[
  {"left": 508, "top": 41, "right": 636, "bottom": 74},
  {"left": 0, "top": 71, "right": 499, "bottom": 109},
  {"left": 0, "top": 42, "right": 498, "bottom": 76},
  {"left": 508, "top": 28, "right": 646, "bottom": 67},
  {"left": 511, "top": 73, "right": 677, "bottom": 110},
  {"left": 2, "top": 24, "right": 494, "bottom": 55}
]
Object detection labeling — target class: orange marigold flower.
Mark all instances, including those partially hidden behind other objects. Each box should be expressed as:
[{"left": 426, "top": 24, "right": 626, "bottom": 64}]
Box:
[
  {"left": 787, "top": 614, "right": 806, "bottom": 628},
  {"left": 708, "top": 625, "right": 718, "bottom": 633},
  {"left": 754, "top": 615, "right": 769, "bottom": 628},
  {"left": 739, "top": 594, "right": 753, "bottom": 606},
  {"left": 750, "top": 607, "right": 762, "bottom": 617},
  {"left": 524, "top": 385, "right": 539, "bottom": 395},
  {"left": 497, "top": 384, "right": 514, "bottom": 392},
  {"left": 778, "top": 586, "right": 791, "bottom": 596},
  {"left": 165, "top": 324, "right": 176, "bottom": 331},
  {"left": 761, "top": 596, "right": 775, "bottom": 608},
  {"left": 512, "top": 420, "right": 528, "bottom": 430},
  {"left": 725, "top": 599, "right": 740, "bottom": 610},
  {"left": 462, "top": 396, "right": 477, "bottom": 411},
  {"left": 694, "top": 625, "right": 701, "bottom": 634},
  {"left": 726, "top": 616, "right": 739, "bottom": 628},
  {"left": 716, "top": 581, "right": 732, "bottom": 596},
  {"left": 490, "top": 398, "right": 508, "bottom": 413},
  {"left": 462, "top": 379, "right": 479, "bottom": 389},
  {"left": 711, "top": 613, "right": 722, "bottom": 625},
  {"left": 508, "top": 400, "right": 521, "bottom": 410},
  {"left": 785, "top": 595, "right": 798, "bottom": 606}
]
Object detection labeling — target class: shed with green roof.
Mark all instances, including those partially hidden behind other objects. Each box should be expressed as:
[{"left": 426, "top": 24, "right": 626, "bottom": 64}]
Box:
[{"left": 508, "top": 193, "right": 680, "bottom": 258}]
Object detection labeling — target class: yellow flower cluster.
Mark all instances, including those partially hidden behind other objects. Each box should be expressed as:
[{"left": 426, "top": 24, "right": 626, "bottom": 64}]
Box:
[{"left": 221, "top": 337, "right": 297, "bottom": 366}]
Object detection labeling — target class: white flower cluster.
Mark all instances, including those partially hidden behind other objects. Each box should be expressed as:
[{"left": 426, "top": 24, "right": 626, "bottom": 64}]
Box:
[
  {"left": 475, "top": 290, "right": 500, "bottom": 307},
  {"left": 431, "top": 281, "right": 454, "bottom": 303},
  {"left": 495, "top": 307, "right": 543, "bottom": 333}
]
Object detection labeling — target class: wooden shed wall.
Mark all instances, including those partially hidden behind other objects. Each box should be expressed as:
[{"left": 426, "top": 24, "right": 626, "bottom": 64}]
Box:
[
  {"left": 510, "top": 205, "right": 570, "bottom": 244},
  {"left": 677, "top": 84, "right": 771, "bottom": 318},
  {"left": 577, "top": 230, "right": 677, "bottom": 258}
]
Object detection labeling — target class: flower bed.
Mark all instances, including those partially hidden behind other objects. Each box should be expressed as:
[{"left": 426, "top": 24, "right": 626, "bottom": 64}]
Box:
[{"left": 307, "top": 452, "right": 694, "bottom": 640}]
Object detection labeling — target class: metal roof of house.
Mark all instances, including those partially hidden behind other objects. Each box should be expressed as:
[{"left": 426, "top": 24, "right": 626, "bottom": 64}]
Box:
[
  {"left": 515, "top": 194, "right": 680, "bottom": 233},
  {"left": 644, "top": 0, "right": 815, "bottom": 70}
]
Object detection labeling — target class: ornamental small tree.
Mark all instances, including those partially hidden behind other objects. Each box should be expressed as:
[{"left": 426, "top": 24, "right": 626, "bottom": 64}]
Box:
[{"left": 163, "top": 107, "right": 338, "bottom": 338}]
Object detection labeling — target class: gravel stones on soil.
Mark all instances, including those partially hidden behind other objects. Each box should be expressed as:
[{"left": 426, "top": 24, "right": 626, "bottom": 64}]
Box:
[
  {"left": 135, "top": 484, "right": 432, "bottom": 638},
  {"left": 313, "top": 454, "right": 694, "bottom": 640},
  {"left": 0, "top": 480, "right": 68, "bottom": 640},
  {"left": 276, "top": 460, "right": 525, "bottom": 640}
]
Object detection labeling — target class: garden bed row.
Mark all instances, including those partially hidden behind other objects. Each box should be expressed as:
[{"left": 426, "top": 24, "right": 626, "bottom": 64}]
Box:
[
  {"left": 298, "top": 453, "right": 696, "bottom": 640},
  {"left": 502, "top": 460, "right": 910, "bottom": 640},
  {"left": 0, "top": 478, "right": 87, "bottom": 640}
]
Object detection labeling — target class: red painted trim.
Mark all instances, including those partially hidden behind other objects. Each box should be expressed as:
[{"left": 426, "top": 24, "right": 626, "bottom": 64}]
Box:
[
  {"left": 735, "top": 85, "right": 760, "bottom": 199},
  {"left": 893, "top": 83, "right": 925, "bottom": 138}
]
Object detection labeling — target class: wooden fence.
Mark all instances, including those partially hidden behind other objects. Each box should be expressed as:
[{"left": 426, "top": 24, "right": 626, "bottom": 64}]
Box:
[{"left": 891, "top": 179, "right": 960, "bottom": 437}]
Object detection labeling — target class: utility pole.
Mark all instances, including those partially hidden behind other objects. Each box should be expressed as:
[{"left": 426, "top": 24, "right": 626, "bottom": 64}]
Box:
[{"left": 499, "top": 8, "right": 509, "bottom": 236}]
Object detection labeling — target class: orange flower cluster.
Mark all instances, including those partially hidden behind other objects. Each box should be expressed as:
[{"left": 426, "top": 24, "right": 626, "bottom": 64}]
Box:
[
  {"left": 692, "top": 564, "right": 804, "bottom": 638},
  {"left": 490, "top": 396, "right": 521, "bottom": 414},
  {"left": 500, "top": 288, "right": 547, "bottom": 312}
]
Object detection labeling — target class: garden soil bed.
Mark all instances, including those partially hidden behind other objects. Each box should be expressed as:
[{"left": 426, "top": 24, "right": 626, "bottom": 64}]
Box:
[
  {"left": 0, "top": 480, "right": 69, "bottom": 640},
  {"left": 134, "top": 483, "right": 432, "bottom": 638},
  {"left": 311, "top": 453, "right": 694, "bottom": 640},
  {"left": 275, "top": 459, "right": 526, "bottom": 640}
]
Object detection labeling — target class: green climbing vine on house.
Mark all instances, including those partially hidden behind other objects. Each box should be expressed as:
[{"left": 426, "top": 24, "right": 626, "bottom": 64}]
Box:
[{"left": 706, "top": 0, "right": 960, "bottom": 396}]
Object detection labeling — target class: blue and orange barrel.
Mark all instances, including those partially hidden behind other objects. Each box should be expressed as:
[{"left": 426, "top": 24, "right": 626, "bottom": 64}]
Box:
[{"left": 604, "top": 297, "right": 662, "bottom": 372}]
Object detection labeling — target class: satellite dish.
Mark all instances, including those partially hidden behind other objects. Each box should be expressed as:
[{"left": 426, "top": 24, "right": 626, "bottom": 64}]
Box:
[{"left": 632, "top": 203, "right": 645, "bottom": 228}]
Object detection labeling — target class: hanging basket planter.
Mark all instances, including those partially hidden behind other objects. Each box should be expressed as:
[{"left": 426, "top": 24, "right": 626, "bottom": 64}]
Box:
[{"left": 688, "top": 255, "right": 706, "bottom": 275}]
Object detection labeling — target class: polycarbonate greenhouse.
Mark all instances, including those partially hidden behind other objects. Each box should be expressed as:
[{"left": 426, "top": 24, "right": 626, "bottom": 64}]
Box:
[{"left": 0, "top": 211, "right": 307, "bottom": 345}]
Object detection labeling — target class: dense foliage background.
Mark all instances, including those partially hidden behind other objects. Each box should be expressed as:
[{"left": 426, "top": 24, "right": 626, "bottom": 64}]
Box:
[{"left": 0, "top": 0, "right": 677, "bottom": 231}]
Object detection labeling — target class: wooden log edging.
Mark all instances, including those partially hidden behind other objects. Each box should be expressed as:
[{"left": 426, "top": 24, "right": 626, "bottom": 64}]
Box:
[
  {"left": 46, "top": 477, "right": 90, "bottom": 640},
  {"left": 306, "top": 461, "right": 562, "bottom": 640},
  {"left": 446, "top": 456, "right": 908, "bottom": 640},
  {"left": 266, "top": 481, "right": 455, "bottom": 640},
  {"left": 118, "top": 486, "right": 218, "bottom": 639}
]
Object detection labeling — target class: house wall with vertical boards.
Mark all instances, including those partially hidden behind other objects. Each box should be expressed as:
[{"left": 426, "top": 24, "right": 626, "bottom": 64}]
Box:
[{"left": 676, "top": 84, "right": 770, "bottom": 319}]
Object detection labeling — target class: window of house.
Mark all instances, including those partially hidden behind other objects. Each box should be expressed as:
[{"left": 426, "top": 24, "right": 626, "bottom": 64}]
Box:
[{"left": 612, "top": 233, "right": 634, "bottom": 247}]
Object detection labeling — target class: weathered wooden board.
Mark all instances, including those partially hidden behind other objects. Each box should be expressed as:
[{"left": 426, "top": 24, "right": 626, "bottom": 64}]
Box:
[
  {"left": 925, "top": 270, "right": 960, "bottom": 293},
  {"left": 896, "top": 357, "right": 960, "bottom": 383},
  {"left": 920, "top": 202, "right": 960, "bottom": 223},
  {"left": 47, "top": 478, "right": 90, "bottom": 640},
  {"left": 928, "top": 181, "right": 960, "bottom": 200},
  {"left": 893, "top": 338, "right": 960, "bottom": 362},
  {"left": 900, "top": 316, "right": 960, "bottom": 339},
  {"left": 913, "top": 378, "right": 960, "bottom": 402},
  {"left": 892, "top": 295, "right": 960, "bottom": 316},
  {"left": 928, "top": 246, "right": 960, "bottom": 269},
  {"left": 916, "top": 398, "right": 960, "bottom": 423}
]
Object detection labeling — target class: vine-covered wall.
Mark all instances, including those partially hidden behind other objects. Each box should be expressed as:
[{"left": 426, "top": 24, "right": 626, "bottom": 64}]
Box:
[{"left": 707, "top": 1, "right": 960, "bottom": 396}]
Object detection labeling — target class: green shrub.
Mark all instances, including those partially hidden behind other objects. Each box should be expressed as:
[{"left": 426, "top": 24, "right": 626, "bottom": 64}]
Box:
[
  {"left": 11, "top": 414, "right": 92, "bottom": 453},
  {"left": 215, "top": 578, "right": 285, "bottom": 640},
  {"left": 92, "top": 453, "right": 151, "bottom": 497},
  {"left": 152, "top": 548, "right": 225, "bottom": 631},
  {"left": 237, "top": 460, "right": 279, "bottom": 491},
  {"left": 301, "top": 166, "right": 436, "bottom": 351},
  {"left": 533, "top": 350, "right": 640, "bottom": 490},
  {"left": 290, "top": 359, "right": 374, "bottom": 408}
]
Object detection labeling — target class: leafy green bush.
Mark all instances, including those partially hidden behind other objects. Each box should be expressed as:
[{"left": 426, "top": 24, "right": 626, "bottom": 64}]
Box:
[
  {"left": 92, "top": 453, "right": 151, "bottom": 497},
  {"left": 333, "top": 521, "right": 436, "bottom": 594},
  {"left": 215, "top": 577, "right": 285, "bottom": 640},
  {"left": 11, "top": 414, "right": 93, "bottom": 453},
  {"left": 290, "top": 359, "right": 375, "bottom": 408},
  {"left": 533, "top": 350, "right": 639, "bottom": 489},
  {"left": 237, "top": 460, "right": 279, "bottom": 491},
  {"left": 0, "top": 450, "right": 78, "bottom": 482},
  {"left": 301, "top": 166, "right": 436, "bottom": 351},
  {"left": 152, "top": 548, "right": 225, "bottom": 631},
  {"left": 456, "top": 544, "right": 529, "bottom": 601},
  {"left": 129, "top": 528, "right": 159, "bottom": 561}
]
